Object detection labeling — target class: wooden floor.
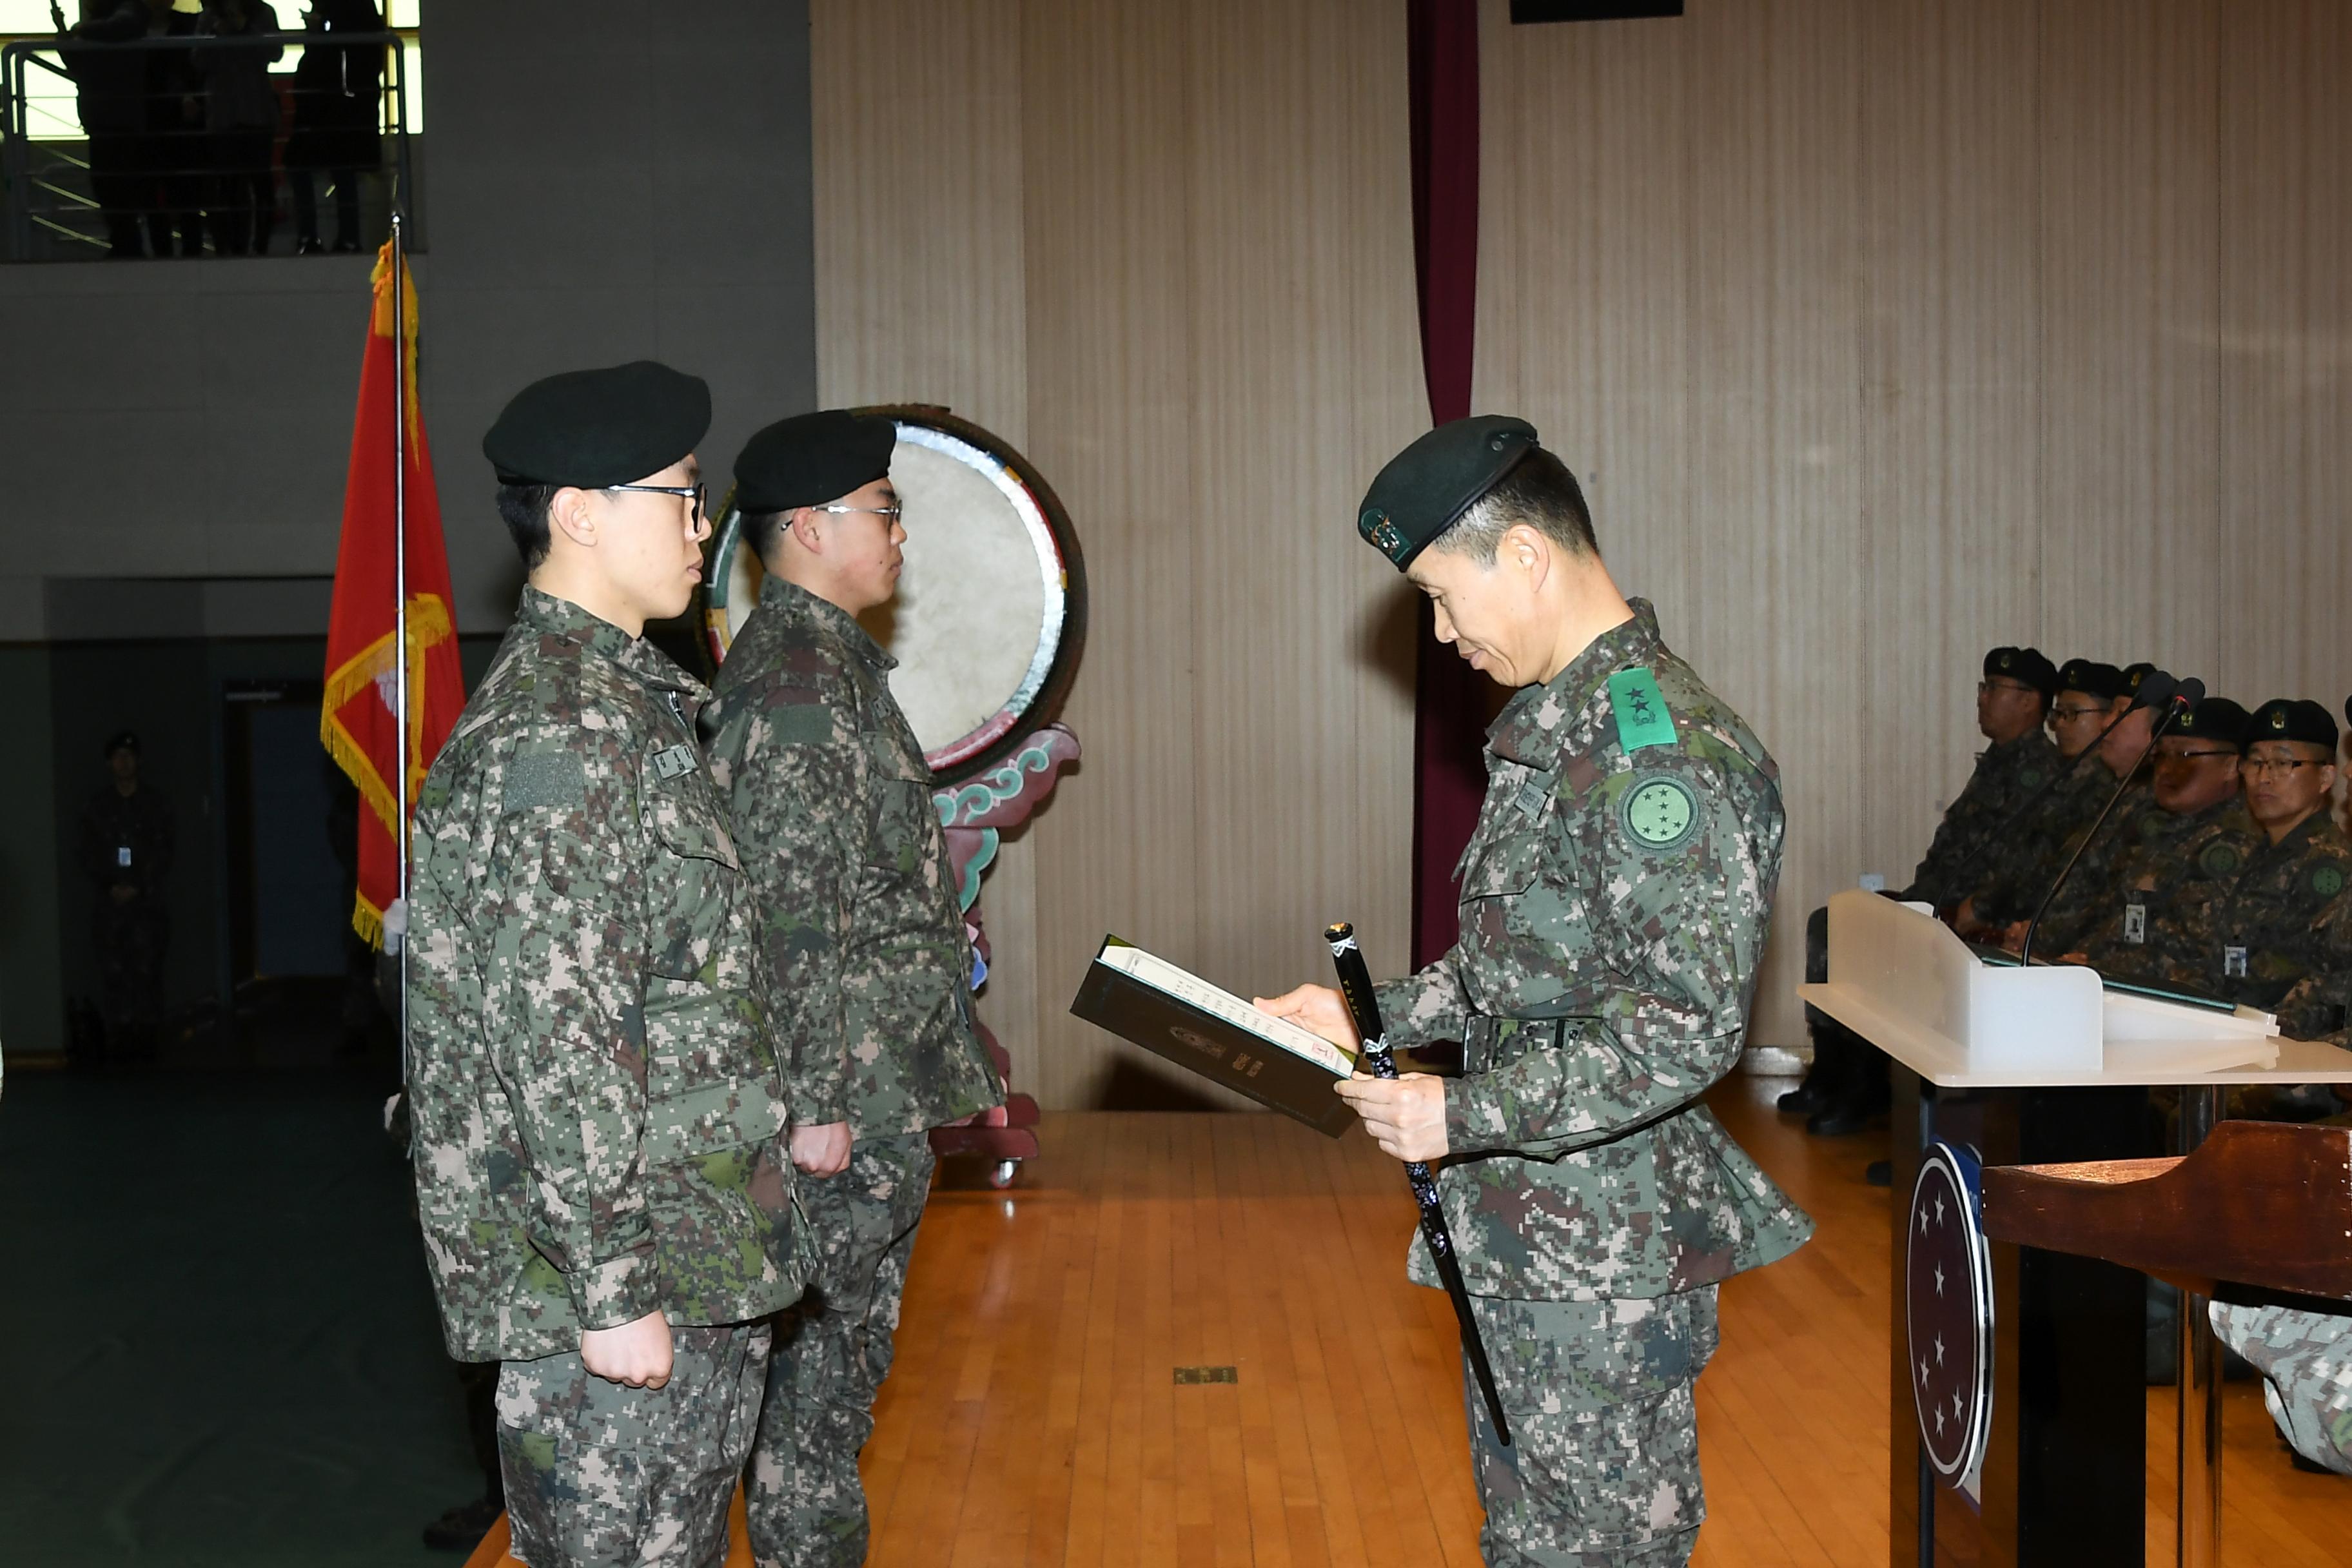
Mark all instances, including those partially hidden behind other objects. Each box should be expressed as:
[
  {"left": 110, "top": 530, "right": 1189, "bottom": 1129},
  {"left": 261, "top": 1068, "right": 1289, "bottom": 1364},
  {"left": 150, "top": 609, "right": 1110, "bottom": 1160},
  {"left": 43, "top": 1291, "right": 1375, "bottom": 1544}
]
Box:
[{"left": 469, "top": 1077, "right": 2348, "bottom": 1567}]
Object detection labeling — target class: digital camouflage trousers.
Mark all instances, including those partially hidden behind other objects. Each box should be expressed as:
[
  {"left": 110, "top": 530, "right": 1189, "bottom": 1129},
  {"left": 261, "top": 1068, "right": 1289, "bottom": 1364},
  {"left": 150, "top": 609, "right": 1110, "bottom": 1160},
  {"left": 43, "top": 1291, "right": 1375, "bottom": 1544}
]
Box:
[
  {"left": 496, "top": 1319, "right": 771, "bottom": 1568},
  {"left": 1463, "top": 1286, "right": 1720, "bottom": 1568},
  {"left": 745, "top": 1132, "right": 936, "bottom": 1568}
]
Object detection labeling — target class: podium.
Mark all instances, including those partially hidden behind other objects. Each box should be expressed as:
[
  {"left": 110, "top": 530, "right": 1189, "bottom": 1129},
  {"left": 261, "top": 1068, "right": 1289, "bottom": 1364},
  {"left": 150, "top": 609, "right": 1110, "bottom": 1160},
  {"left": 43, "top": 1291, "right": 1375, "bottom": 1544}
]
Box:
[{"left": 1799, "top": 891, "right": 2352, "bottom": 1568}]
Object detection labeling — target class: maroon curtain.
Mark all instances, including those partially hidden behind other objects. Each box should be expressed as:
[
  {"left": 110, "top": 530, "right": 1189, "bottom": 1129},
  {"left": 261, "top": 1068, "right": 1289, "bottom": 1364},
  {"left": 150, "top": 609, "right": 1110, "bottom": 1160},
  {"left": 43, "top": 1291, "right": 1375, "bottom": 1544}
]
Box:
[{"left": 1406, "top": 0, "right": 1484, "bottom": 968}]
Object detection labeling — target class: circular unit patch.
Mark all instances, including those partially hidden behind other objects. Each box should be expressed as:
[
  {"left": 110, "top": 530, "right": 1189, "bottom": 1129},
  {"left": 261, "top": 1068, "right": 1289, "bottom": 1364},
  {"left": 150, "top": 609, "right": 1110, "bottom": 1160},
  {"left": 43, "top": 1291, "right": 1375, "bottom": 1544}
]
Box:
[
  {"left": 1908, "top": 1141, "right": 1996, "bottom": 1493},
  {"left": 2313, "top": 865, "right": 2346, "bottom": 899},
  {"left": 1620, "top": 772, "right": 1699, "bottom": 851},
  {"left": 2199, "top": 840, "right": 2244, "bottom": 879}
]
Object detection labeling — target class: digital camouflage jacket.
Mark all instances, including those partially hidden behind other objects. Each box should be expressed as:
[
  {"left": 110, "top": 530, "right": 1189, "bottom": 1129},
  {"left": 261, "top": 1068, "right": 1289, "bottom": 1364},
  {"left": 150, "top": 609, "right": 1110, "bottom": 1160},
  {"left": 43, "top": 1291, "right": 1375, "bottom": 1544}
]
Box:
[
  {"left": 407, "top": 587, "right": 803, "bottom": 1363},
  {"left": 1901, "top": 727, "right": 2062, "bottom": 908},
  {"left": 702, "top": 576, "right": 1001, "bottom": 1137},
  {"left": 1374, "top": 600, "right": 1812, "bottom": 1302}
]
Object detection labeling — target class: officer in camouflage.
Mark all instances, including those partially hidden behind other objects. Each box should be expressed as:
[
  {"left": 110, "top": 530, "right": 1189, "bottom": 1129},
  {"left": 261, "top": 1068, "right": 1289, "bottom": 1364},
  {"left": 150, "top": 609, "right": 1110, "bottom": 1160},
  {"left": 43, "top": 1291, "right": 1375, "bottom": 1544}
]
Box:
[
  {"left": 2047, "top": 696, "right": 2255, "bottom": 970},
  {"left": 1260, "top": 416, "right": 1812, "bottom": 1567},
  {"left": 701, "top": 411, "right": 1003, "bottom": 1568},
  {"left": 2210, "top": 1303, "right": 2352, "bottom": 1476},
  {"left": 407, "top": 362, "right": 807, "bottom": 1568},
  {"left": 1783, "top": 643, "right": 2060, "bottom": 1133},
  {"left": 2197, "top": 699, "right": 2352, "bottom": 1047}
]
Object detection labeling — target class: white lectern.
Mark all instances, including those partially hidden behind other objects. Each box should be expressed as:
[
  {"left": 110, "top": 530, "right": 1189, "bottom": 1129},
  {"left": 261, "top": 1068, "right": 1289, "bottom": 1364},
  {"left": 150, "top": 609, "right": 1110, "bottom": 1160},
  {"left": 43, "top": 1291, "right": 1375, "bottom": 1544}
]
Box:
[{"left": 1800, "top": 891, "right": 2352, "bottom": 1568}]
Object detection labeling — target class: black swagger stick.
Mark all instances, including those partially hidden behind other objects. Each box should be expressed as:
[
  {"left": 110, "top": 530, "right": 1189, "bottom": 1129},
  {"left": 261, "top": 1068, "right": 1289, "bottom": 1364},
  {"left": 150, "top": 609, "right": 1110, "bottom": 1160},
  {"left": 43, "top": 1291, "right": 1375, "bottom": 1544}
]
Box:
[{"left": 1326, "top": 921, "right": 1511, "bottom": 1446}]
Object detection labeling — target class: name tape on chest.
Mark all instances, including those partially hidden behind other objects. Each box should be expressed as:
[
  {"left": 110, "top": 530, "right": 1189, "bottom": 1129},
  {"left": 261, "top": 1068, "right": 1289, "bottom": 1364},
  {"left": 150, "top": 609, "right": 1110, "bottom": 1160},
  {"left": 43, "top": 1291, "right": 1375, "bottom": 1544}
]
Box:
[{"left": 650, "top": 744, "right": 700, "bottom": 781}]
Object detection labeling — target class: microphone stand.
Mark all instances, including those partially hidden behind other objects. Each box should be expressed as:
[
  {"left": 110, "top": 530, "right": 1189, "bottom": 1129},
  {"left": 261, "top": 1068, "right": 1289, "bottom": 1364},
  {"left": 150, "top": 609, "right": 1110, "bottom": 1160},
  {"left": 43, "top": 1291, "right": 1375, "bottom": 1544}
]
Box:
[
  {"left": 1937, "top": 696, "right": 2157, "bottom": 908},
  {"left": 2017, "top": 699, "right": 2190, "bottom": 966}
]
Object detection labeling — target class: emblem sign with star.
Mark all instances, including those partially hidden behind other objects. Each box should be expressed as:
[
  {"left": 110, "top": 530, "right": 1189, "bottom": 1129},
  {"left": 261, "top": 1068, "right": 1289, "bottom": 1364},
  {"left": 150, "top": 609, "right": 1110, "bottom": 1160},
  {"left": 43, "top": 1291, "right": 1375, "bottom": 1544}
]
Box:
[{"left": 1907, "top": 1141, "right": 1997, "bottom": 1504}]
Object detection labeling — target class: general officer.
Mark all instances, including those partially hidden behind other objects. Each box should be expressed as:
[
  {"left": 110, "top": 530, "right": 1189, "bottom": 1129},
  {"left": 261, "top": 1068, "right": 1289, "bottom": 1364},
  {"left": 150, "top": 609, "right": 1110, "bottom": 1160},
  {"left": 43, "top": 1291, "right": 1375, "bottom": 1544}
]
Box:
[
  {"left": 406, "top": 362, "right": 807, "bottom": 1568},
  {"left": 701, "top": 411, "right": 1003, "bottom": 1568},
  {"left": 1260, "top": 416, "right": 1813, "bottom": 1568}
]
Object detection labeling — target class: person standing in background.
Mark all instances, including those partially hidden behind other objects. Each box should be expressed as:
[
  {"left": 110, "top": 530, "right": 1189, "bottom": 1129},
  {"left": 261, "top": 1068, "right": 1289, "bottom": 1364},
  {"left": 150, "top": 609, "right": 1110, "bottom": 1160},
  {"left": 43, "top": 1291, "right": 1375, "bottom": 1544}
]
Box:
[
  {"left": 79, "top": 731, "right": 174, "bottom": 1059},
  {"left": 285, "top": 0, "right": 382, "bottom": 254},
  {"left": 195, "top": 0, "right": 284, "bottom": 255},
  {"left": 52, "top": 0, "right": 155, "bottom": 258}
]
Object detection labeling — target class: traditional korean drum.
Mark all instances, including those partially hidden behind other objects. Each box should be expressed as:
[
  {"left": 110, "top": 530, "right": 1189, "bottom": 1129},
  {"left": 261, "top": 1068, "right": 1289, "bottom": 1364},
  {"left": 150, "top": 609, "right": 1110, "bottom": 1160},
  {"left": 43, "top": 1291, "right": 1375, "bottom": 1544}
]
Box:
[{"left": 701, "top": 407, "right": 1086, "bottom": 783}]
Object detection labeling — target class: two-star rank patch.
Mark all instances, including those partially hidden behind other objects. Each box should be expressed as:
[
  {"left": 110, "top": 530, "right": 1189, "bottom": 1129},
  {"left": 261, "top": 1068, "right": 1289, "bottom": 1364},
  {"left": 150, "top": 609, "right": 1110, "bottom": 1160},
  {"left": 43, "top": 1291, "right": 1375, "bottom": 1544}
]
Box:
[{"left": 1607, "top": 667, "right": 1678, "bottom": 753}]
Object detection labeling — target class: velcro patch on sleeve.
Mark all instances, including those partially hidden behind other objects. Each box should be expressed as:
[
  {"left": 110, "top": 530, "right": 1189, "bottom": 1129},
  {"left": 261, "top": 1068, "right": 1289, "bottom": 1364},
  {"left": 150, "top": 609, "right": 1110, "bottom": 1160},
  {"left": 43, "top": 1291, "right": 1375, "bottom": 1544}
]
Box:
[
  {"left": 1607, "top": 667, "right": 1678, "bottom": 753},
  {"left": 501, "top": 750, "right": 588, "bottom": 812},
  {"left": 769, "top": 703, "right": 839, "bottom": 747}
]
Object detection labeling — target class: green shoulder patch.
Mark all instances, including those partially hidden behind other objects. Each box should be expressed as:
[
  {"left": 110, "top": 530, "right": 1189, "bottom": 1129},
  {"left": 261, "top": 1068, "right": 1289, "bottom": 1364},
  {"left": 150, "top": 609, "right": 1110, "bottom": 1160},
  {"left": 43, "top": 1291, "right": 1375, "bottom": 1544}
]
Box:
[
  {"left": 1619, "top": 770, "right": 1701, "bottom": 852},
  {"left": 767, "top": 703, "right": 839, "bottom": 747},
  {"left": 2312, "top": 865, "right": 2345, "bottom": 899},
  {"left": 502, "top": 750, "right": 587, "bottom": 813},
  {"left": 1607, "top": 667, "right": 1678, "bottom": 754},
  {"left": 2197, "top": 839, "right": 2244, "bottom": 880}
]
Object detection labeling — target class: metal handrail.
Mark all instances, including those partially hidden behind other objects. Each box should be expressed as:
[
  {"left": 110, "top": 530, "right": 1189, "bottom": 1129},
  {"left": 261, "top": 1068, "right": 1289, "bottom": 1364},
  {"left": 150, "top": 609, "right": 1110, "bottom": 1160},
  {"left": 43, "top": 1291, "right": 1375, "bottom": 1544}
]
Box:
[{"left": 1, "top": 29, "right": 413, "bottom": 261}]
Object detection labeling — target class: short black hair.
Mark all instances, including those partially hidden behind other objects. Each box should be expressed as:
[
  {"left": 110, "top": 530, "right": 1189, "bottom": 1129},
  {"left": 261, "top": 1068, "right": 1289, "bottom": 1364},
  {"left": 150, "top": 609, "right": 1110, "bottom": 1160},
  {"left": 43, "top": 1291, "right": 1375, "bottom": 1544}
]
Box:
[
  {"left": 1435, "top": 447, "right": 1598, "bottom": 562},
  {"left": 742, "top": 507, "right": 789, "bottom": 566},
  {"left": 496, "top": 484, "right": 560, "bottom": 569}
]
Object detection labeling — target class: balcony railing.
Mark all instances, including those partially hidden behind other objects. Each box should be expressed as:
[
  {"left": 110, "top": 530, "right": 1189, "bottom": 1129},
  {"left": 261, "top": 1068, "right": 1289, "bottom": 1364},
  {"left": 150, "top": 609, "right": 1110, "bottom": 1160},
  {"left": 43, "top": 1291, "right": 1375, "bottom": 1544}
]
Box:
[{"left": 1, "top": 30, "right": 414, "bottom": 262}]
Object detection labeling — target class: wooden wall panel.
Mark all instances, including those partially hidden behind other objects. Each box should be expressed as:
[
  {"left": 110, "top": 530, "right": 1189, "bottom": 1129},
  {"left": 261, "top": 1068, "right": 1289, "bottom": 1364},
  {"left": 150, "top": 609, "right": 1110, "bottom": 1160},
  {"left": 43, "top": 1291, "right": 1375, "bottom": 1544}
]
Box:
[{"left": 818, "top": 0, "right": 2352, "bottom": 1085}]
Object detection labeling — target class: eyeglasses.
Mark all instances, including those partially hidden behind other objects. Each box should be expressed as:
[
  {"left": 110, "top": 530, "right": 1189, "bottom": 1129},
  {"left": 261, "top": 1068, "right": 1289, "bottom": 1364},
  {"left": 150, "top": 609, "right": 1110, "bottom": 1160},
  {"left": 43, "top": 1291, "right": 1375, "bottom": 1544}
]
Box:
[
  {"left": 2155, "top": 749, "right": 2239, "bottom": 763},
  {"left": 2242, "top": 757, "right": 2328, "bottom": 778},
  {"left": 2052, "top": 704, "right": 2108, "bottom": 722},
  {"left": 811, "top": 503, "right": 904, "bottom": 522},
  {"left": 603, "top": 481, "right": 710, "bottom": 540}
]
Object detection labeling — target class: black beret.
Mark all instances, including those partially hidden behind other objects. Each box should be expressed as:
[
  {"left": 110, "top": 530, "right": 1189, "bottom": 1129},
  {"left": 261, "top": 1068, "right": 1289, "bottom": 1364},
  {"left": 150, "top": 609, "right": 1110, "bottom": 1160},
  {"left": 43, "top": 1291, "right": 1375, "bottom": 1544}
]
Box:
[
  {"left": 733, "top": 410, "right": 898, "bottom": 514},
  {"left": 1984, "top": 645, "right": 2057, "bottom": 700},
  {"left": 1357, "top": 415, "right": 1540, "bottom": 570},
  {"left": 2247, "top": 698, "right": 2338, "bottom": 752},
  {"left": 103, "top": 730, "right": 139, "bottom": 757},
  {"left": 2056, "top": 660, "right": 2126, "bottom": 701},
  {"left": 2121, "top": 662, "right": 2161, "bottom": 701},
  {"left": 2171, "top": 696, "right": 2249, "bottom": 746},
  {"left": 482, "top": 360, "right": 710, "bottom": 488}
]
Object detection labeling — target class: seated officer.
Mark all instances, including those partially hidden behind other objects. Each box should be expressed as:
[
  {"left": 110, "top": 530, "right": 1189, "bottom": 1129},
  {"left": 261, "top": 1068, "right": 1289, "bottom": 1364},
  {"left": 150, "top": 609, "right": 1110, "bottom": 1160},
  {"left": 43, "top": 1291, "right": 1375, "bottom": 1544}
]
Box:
[
  {"left": 2062, "top": 696, "right": 2259, "bottom": 975},
  {"left": 1959, "top": 658, "right": 2150, "bottom": 946},
  {"left": 1785, "top": 645, "right": 2059, "bottom": 1129},
  {"left": 2192, "top": 699, "right": 2351, "bottom": 1044}
]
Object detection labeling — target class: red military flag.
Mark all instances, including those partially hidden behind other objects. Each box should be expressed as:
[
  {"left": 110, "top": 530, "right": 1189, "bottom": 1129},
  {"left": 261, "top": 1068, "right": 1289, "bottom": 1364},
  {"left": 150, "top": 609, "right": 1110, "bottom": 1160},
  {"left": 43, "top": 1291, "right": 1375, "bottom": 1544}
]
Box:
[{"left": 321, "top": 235, "right": 466, "bottom": 948}]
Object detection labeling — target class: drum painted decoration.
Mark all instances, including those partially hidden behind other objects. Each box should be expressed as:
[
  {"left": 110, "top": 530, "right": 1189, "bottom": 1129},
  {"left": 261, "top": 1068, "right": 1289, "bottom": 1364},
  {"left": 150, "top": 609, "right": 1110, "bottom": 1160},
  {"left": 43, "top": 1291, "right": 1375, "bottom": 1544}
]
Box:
[
  {"left": 701, "top": 407, "right": 1086, "bottom": 783},
  {"left": 1908, "top": 1139, "right": 1997, "bottom": 1506}
]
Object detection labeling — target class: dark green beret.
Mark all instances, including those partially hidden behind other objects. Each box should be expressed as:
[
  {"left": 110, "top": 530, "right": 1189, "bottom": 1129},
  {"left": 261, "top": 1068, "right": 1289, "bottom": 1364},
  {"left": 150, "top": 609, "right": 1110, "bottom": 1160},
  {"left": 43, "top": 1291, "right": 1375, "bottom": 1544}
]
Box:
[
  {"left": 2247, "top": 698, "right": 2338, "bottom": 752},
  {"left": 2172, "top": 696, "right": 2249, "bottom": 746},
  {"left": 483, "top": 360, "right": 710, "bottom": 488},
  {"left": 2057, "top": 659, "right": 2126, "bottom": 701},
  {"left": 1357, "top": 415, "right": 1540, "bottom": 570},
  {"left": 733, "top": 410, "right": 898, "bottom": 514},
  {"left": 1984, "top": 645, "right": 2057, "bottom": 701}
]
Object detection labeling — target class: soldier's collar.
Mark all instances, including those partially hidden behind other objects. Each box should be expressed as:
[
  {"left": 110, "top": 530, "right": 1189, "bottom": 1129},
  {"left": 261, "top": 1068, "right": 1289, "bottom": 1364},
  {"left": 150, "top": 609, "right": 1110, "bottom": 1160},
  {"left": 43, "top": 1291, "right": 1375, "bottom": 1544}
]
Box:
[
  {"left": 759, "top": 574, "right": 897, "bottom": 672},
  {"left": 1486, "top": 598, "right": 1663, "bottom": 763},
  {"left": 517, "top": 585, "right": 710, "bottom": 704}
]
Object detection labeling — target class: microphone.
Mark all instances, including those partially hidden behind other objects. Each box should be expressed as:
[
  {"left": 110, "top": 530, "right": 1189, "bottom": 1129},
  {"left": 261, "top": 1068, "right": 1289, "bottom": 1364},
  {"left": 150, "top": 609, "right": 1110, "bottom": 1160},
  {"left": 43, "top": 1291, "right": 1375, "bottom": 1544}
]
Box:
[
  {"left": 2017, "top": 676, "right": 2200, "bottom": 965},
  {"left": 1939, "top": 671, "right": 2181, "bottom": 914}
]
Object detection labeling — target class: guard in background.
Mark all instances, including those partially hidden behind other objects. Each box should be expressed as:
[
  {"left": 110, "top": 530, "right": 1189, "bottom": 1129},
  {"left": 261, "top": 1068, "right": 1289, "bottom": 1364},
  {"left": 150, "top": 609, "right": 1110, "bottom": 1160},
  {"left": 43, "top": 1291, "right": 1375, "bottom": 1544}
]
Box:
[
  {"left": 1260, "top": 417, "right": 1812, "bottom": 1568},
  {"left": 406, "top": 362, "right": 805, "bottom": 1568},
  {"left": 704, "top": 411, "right": 1003, "bottom": 1568},
  {"left": 78, "top": 730, "right": 173, "bottom": 1059},
  {"left": 1783, "top": 645, "right": 2059, "bottom": 1135}
]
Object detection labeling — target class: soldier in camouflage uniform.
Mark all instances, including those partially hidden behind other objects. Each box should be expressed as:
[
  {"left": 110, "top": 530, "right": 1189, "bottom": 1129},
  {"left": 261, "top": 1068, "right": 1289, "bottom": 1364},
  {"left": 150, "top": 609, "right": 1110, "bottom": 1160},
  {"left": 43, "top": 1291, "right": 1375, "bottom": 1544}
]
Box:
[
  {"left": 407, "top": 362, "right": 807, "bottom": 1568},
  {"left": 2210, "top": 1304, "right": 2352, "bottom": 1476},
  {"left": 2048, "top": 696, "right": 2255, "bottom": 972},
  {"left": 1261, "top": 418, "right": 1812, "bottom": 1567},
  {"left": 1784, "top": 645, "right": 2061, "bottom": 1133},
  {"left": 2178, "top": 701, "right": 2352, "bottom": 1049},
  {"left": 702, "top": 411, "right": 1003, "bottom": 1568}
]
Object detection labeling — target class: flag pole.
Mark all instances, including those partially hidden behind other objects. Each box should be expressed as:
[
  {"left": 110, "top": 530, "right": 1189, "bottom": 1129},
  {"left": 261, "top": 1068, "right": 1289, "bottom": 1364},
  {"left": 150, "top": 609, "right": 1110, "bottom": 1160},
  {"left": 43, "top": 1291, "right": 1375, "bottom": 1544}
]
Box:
[{"left": 391, "top": 206, "right": 411, "bottom": 1086}]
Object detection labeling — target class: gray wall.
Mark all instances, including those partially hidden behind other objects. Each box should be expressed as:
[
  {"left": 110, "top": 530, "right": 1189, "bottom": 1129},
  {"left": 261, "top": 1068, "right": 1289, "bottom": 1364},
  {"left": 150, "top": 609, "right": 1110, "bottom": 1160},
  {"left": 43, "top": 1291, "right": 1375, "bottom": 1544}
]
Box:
[{"left": 0, "top": 1, "right": 818, "bottom": 1055}]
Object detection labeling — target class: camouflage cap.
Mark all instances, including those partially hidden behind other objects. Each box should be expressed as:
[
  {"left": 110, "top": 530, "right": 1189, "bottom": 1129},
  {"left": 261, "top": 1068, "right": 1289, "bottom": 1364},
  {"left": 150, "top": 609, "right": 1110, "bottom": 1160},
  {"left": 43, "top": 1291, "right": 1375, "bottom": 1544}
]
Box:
[
  {"left": 733, "top": 409, "right": 897, "bottom": 513},
  {"left": 1984, "top": 645, "right": 2057, "bottom": 700},
  {"left": 1357, "top": 415, "right": 1540, "bottom": 570},
  {"left": 2247, "top": 698, "right": 2338, "bottom": 752},
  {"left": 2171, "top": 695, "right": 2249, "bottom": 746},
  {"left": 484, "top": 360, "right": 711, "bottom": 487},
  {"left": 2056, "top": 659, "right": 2126, "bottom": 701}
]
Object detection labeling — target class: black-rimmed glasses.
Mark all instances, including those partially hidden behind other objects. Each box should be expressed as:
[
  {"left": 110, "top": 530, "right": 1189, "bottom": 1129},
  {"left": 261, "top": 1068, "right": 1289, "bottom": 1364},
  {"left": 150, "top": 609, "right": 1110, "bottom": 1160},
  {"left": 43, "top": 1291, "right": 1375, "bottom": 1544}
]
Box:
[{"left": 604, "top": 481, "right": 710, "bottom": 538}]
